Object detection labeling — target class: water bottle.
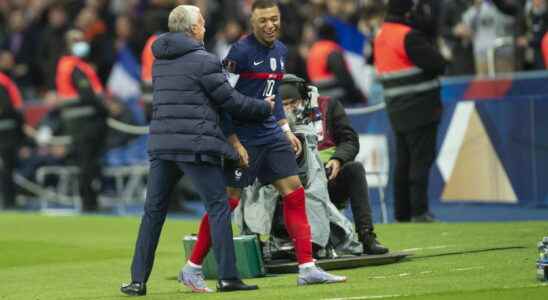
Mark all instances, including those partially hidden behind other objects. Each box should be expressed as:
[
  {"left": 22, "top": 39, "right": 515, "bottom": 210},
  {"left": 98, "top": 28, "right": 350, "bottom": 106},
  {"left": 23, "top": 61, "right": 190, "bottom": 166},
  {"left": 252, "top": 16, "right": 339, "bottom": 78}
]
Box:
[{"left": 537, "top": 237, "right": 548, "bottom": 281}]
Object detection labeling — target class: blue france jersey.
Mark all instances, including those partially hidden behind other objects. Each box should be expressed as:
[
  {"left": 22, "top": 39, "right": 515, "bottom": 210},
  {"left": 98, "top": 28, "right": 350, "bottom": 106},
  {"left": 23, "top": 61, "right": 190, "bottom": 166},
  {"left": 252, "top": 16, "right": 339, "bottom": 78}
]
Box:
[{"left": 222, "top": 34, "right": 287, "bottom": 146}]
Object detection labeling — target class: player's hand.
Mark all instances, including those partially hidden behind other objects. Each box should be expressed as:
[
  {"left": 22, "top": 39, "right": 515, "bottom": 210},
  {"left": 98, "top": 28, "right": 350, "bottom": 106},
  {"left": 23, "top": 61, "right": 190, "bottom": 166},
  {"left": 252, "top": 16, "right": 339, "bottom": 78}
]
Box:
[
  {"left": 234, "top": 143, "right": 249, "bottom": 168},
  {"left": 285, "top": 131, "right": 302, "bottom": 156},
  {"left": 265, "top": 95, "right": 275, "bottom": 112},
  {"left": 326, "top": 159, "right": 341, "bottom": 180}
]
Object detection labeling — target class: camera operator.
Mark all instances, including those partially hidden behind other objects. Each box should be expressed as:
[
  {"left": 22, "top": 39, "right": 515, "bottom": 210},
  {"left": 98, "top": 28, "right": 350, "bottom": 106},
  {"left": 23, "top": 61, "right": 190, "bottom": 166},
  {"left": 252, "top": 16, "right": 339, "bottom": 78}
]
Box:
[{"left": 280, "top": 74, "right": 388, "bottom": 255}]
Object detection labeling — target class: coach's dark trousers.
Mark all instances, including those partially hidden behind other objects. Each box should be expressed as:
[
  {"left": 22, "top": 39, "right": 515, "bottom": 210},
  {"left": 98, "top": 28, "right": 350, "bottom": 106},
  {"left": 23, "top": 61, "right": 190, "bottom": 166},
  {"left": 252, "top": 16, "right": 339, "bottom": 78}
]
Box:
[{"left": 130, "top": 158, "right": 239, "bottom": 282}]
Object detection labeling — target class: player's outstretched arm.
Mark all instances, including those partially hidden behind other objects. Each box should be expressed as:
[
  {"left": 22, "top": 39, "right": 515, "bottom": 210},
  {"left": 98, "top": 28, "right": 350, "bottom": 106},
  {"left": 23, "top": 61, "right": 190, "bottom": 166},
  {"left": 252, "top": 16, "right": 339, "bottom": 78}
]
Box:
[{"left": 199, "top": 56, "right": 273, "bottom": 121}]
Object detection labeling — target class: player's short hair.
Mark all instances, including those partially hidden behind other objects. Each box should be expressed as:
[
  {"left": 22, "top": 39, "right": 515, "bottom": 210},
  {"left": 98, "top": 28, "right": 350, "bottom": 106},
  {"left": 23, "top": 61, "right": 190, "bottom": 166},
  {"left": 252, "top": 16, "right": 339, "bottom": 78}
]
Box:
[
  {"left": 168, "top": 5, "right": 200, "bottom": 34},
  {"left": 251, "top": 0, "right": 279, "bottom": 12}
]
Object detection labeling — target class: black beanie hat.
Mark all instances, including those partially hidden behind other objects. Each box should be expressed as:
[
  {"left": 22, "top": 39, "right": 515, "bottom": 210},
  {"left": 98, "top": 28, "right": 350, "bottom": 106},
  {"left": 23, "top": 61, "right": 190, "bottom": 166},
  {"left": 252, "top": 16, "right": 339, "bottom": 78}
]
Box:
[{"left": 387, "top": 0, "right": 414, "bottom": 16}]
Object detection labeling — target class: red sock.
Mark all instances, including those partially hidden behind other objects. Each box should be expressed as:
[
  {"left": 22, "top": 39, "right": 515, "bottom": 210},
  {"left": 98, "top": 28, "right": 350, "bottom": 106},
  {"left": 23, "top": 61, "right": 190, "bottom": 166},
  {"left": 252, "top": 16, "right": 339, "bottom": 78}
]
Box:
[
  {"left": 189, "top": 198, "right": 240, "bottom": 265},
  {"left": 282, "top": 187, "right": 313, "bottom": 264}
]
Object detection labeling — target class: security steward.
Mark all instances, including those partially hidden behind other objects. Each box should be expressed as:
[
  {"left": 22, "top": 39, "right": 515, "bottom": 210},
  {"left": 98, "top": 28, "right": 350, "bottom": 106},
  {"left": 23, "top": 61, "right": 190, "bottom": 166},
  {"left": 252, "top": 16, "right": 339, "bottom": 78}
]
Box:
[
  {"left": 55, "top": 29, "right": 108, "bottom": 212},
  {"left": 307, "top": 21, "right": 366, "bottom": 106},
  {"left": 374, "top": 0, "right": 446, "bottom": 222},
  {"left": 0, "top": 71, "right": 24, "bottom": 209}
]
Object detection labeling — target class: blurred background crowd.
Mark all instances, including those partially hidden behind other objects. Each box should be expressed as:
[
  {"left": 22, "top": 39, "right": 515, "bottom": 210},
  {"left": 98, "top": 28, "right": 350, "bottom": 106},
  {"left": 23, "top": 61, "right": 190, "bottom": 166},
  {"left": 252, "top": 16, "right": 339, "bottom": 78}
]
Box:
[
  {"left": 1, "top": 0, "right": 546, "bottom": 101},
  {"left": 0, "top": 0, "right": 547, "bottom": 211}
]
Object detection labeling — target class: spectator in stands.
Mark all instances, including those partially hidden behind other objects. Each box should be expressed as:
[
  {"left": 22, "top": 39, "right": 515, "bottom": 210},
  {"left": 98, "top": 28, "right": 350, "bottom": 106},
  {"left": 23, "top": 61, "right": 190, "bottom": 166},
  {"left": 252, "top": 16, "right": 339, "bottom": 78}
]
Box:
[
  {"left": 439, "top": 0, "right": 476, "bottom": 75},
  {"left": 212, "top": 19, "right": 245, "bottom": 60},
  {"left": 0, "top": 70, "right": 24, "bottom": 209},
  {"left": 523, "top": 0, "right": 548, "bottom": 69},
  {"left": 307, "top": 20, "right": 366, "bottom": 106},
  {"left": 280, "top": 74, "right": 389, "bottom": 255},
  {"left": 74, "top": 6, "right": 113, "bottom": 84},
  {"left": 1, "top": 9, "right": 37, "bottom": 96},
  {"left": 36, "top": 2, "right": 69, "bottom": 91},
  {"left": 55, "top": 29, "right": 109, "bottom": 212},
  {"left": 461, "top": 0, "right": 518, "bottom": 75}
]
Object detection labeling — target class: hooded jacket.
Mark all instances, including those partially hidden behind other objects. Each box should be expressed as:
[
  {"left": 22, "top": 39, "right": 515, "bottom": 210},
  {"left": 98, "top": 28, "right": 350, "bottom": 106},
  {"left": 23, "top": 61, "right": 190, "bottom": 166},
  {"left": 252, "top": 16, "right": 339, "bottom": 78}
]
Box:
[{"left": 148, "top": 32, "right": 271, "bottom": 163}]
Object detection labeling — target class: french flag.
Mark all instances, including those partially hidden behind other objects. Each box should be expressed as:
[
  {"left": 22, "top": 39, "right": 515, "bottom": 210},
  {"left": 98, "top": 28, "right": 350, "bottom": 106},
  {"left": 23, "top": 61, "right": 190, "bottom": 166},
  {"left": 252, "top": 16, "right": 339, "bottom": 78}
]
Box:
[
  {"left": 324, "top": 16, "right": 374, "bottom": 99},
  {"left": 107, "top": 45, "right": 142, "bottom": 102},
  {"left": 107, "top": 45, "right": 146, "bottom": 124}
]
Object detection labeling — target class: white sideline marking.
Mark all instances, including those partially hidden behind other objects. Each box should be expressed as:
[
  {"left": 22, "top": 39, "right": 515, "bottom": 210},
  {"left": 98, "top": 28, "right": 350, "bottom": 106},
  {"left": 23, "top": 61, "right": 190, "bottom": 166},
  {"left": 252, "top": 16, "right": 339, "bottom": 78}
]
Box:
[
  {"left": 369, "top": 270, "right": 432, "bottom": 280},
  {"left": 324, "top": 295, "right": 401, "bottom": 300},
  {"left": 453, "top": 266, "right": 485, "bottom": 272},
  {"left": 401, "top": 245, "right": 450, "bottom": 252}
]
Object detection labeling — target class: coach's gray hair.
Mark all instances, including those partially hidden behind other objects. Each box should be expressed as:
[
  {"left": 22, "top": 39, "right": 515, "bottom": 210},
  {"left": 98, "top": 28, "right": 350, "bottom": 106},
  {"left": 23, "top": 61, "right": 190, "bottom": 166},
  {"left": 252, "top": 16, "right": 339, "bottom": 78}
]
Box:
[{"left": 168, "top": 5, "right": 200, "bottom": 34}]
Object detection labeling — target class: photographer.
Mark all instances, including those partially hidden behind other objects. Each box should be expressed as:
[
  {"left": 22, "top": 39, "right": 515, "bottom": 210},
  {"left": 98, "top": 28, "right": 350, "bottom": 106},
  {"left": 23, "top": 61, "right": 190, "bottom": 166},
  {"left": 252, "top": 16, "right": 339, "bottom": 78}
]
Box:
[{"left": 280, "top": 74, "right": 388, "bottom": 255}]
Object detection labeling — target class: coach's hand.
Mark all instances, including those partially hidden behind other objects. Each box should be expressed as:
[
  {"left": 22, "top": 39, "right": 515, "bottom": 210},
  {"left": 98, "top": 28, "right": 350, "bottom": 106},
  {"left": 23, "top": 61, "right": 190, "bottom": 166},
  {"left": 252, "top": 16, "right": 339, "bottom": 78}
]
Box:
[
  {"left": 285, "top": 131, "right": 302, "bottom": 156},
  {"left": 265, "top": 95, "right": 275, "bottom": 112}
]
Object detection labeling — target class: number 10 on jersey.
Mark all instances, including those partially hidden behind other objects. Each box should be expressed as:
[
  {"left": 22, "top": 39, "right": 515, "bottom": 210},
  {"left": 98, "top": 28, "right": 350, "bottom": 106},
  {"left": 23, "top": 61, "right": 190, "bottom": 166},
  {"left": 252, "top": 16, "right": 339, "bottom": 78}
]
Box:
[{"left": 263, "top": 79, "right": 275, "bottom": 97}]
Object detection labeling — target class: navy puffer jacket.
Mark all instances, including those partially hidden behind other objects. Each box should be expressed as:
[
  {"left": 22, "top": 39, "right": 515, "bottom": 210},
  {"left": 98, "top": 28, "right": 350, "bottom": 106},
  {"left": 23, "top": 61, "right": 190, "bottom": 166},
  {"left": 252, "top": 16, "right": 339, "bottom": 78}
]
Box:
[{"left": 148, "top": 32, "right": 271, "bottom": 162}]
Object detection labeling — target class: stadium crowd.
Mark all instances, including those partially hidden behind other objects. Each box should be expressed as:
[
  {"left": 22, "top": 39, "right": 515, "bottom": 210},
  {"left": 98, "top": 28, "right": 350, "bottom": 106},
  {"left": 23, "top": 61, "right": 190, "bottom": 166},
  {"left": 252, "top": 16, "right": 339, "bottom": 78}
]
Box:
[{"left": 0, "top": 0, "right": 546, "bottom": 101}]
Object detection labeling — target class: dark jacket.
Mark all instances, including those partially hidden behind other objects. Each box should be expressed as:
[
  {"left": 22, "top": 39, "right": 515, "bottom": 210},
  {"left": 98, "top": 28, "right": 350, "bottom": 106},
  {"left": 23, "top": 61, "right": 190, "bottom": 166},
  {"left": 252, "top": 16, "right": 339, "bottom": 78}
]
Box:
[
  {"left": 148, "top": 32, "right": 271, "bottom": 163},
  {"left": 0, "top": 85, "right": 24, "bottom": 149},
  {"left": 376, "top": 16, "right": 446, "bottom": 133},
  {"left": 319, "top": 96, "right": 359, "bottom": 164}
]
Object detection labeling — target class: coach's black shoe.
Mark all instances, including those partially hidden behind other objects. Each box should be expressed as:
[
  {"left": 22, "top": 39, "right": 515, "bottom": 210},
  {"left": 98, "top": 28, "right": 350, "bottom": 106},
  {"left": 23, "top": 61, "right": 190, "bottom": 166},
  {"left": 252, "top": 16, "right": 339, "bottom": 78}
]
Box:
[
  {"left": 120, "top": 282, "right": 146, "bottom": 296},
  {"left": 217, "top": 279, "right": 258, "bottom": 292}
]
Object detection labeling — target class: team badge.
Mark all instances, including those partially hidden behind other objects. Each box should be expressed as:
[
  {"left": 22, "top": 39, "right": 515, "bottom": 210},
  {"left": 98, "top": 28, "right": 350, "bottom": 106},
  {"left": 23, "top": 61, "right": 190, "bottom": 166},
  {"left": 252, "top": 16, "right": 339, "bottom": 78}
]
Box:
[{"left": 270, "top": 57, "right": 277, "bottom": 71}]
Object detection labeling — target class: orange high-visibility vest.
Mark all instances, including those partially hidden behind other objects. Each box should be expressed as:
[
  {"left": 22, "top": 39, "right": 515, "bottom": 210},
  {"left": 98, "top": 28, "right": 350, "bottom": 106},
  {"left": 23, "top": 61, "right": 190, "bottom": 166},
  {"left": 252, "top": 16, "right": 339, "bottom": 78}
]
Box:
[
  {"left": 141, "top": 34, "right": 157, "bottom": 83},
  {"left": 543, "top": 32, "right": 548, "bottom": 69},
  {"left": 307, "top": 40, "right": 342, "bottom": 82},
  {"left": 56, "top": 55, "right": 104, "bottom": 100},
  {"left": 0, "top": 71, "right": 23, "bottom": 109},
  {"left": 374, "top": 22, "right": 414, "bottom": 75}
]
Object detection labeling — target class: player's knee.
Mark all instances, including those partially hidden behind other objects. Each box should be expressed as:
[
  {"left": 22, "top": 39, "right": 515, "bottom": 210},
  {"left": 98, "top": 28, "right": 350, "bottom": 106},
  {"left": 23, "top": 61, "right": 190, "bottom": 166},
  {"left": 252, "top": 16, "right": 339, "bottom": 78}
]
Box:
[{"left": 274, "top": 175, "right": 303, "bottom": 197}]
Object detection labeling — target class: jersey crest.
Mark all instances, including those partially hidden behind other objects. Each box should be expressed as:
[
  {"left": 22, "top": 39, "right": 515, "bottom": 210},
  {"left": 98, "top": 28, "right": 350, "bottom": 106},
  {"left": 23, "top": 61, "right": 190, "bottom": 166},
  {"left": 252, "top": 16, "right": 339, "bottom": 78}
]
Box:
[{"left": 270, "top": 57, "right": 277, "bottom": 71}]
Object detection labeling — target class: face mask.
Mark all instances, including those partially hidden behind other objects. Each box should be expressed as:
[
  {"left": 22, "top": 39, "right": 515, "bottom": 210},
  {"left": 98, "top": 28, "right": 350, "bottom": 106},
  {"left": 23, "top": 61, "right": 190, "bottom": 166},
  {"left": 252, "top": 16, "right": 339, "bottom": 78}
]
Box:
[{"left": 71, "top": 41, "right": 90, "bottom": 57}]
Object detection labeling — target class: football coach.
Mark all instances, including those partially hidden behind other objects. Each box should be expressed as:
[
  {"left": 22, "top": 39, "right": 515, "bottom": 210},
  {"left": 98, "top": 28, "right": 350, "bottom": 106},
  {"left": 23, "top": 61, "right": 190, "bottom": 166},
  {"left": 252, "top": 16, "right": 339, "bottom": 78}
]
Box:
[{"left": 121, "top": 5, "right": 274, "bottom": 296}]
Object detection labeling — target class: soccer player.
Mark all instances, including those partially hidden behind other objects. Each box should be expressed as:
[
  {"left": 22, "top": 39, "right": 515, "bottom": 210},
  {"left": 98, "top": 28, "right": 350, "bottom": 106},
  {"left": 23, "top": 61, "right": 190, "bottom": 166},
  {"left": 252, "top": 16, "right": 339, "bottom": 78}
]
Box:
[{"left": 180, "top": 0, "right": 347, "bottom": 291}]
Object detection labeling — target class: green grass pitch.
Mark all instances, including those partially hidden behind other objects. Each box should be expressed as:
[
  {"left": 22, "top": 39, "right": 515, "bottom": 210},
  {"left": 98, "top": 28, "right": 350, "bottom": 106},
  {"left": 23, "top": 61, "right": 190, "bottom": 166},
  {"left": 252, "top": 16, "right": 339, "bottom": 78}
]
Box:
[{"left": 0, "top": 213, "right": 547, "bottom": 299}]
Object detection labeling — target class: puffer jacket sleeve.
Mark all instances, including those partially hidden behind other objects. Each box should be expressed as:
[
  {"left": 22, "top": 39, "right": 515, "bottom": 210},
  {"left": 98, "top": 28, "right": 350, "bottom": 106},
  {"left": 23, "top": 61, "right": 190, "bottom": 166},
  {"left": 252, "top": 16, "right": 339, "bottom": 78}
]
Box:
[{"left": 199, "top": 54, "right": 271, "bottom": 121}]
